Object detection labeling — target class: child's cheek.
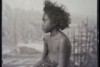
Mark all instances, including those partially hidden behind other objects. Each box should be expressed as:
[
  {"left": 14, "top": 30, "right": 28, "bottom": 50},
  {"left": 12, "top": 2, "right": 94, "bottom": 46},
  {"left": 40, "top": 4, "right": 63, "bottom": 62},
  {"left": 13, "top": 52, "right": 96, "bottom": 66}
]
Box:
[
  {"left": 42, "top": 25, "right": 48, "bottom": 33},
  {"left": 42, "top": 25, "right": 51, "bottom": 33}
]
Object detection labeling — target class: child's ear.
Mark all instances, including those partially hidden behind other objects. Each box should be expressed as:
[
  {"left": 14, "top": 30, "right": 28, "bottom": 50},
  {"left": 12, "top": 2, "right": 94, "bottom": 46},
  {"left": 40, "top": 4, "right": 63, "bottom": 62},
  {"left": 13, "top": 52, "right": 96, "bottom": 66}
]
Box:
[
  {"left": 52, "top": 23, "right": 57, "bottom": 27},
  {"left": 53, "top": 22, "right": 58, "bottom": 27}
]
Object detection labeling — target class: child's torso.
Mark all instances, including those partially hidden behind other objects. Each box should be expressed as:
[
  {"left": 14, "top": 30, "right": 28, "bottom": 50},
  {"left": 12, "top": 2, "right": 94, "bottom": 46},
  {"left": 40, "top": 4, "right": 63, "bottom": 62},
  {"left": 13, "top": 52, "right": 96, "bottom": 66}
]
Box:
[
  {"left": 46, "top": 34, "right": 61, "bottom": 63},
  {"left": 44, "top": 31, "right": 71, "bottom": 64}
]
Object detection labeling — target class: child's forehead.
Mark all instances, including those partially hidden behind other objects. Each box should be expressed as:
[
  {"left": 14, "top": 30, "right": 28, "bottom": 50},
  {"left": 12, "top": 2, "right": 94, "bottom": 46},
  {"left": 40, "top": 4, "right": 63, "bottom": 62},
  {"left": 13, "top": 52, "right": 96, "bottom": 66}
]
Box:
[
  {"left": 43, "top": 13, "right": 48, "bottom": 17},
  {"left": 43, "top": 13, "right": 49, "bottom": 19}
]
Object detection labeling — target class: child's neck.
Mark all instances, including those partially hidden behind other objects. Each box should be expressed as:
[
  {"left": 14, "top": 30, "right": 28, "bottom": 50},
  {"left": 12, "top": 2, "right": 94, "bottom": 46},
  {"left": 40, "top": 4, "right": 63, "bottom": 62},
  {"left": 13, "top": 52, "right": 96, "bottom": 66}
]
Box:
[{"left": 50, "top": 28, "right": 60, "bottom": 37}]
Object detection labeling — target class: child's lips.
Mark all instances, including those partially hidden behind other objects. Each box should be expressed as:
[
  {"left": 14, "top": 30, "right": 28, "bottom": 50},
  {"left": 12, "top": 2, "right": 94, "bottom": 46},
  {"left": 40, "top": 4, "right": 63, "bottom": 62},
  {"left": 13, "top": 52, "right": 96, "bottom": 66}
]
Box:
[
  {"left": 42, "top": 26, "right": 45, "bottom": 30},
  {"left": 42, "top": 27, "right": 44, "bottom": 30},
  {"left": 42, "top": 27, "right": 45, "bottom": 31}
]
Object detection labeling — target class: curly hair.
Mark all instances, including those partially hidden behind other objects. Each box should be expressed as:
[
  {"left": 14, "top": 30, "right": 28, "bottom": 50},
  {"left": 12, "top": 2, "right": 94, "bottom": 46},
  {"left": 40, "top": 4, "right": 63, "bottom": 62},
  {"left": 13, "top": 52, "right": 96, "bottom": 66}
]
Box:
[{"left": 43, "top": 0, "right": 71, "bottom": 30}]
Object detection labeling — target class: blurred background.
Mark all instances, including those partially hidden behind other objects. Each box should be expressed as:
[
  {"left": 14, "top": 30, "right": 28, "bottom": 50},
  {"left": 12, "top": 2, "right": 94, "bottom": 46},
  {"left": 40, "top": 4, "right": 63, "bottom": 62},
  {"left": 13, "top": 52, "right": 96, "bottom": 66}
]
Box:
[{"left": 2, "top": 0, "right": 97, "bottom": 67}]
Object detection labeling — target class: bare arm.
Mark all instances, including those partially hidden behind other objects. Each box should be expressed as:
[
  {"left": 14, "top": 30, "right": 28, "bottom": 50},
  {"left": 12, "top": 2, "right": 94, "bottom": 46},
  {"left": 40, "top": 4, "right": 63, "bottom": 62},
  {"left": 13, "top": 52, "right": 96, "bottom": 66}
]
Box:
[
  {"left": 34, "top": 37, "right": 48, "bottom": 67},
  {"left": 58, "top": 38, "right": 71, "bottom": 67},
  {"left": 41, "top": 37, "right": 48, "bottom": 60}
]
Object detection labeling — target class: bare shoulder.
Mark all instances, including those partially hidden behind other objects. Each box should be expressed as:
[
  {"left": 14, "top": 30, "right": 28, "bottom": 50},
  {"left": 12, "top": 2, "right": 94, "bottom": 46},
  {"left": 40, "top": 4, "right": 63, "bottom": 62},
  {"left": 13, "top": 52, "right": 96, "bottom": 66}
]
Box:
[
  {"left": 59, "top": 32, "right": 71, "bottom": 47},
  {"left": 59, "top": 31, "right": 69, "bottom": 41}
]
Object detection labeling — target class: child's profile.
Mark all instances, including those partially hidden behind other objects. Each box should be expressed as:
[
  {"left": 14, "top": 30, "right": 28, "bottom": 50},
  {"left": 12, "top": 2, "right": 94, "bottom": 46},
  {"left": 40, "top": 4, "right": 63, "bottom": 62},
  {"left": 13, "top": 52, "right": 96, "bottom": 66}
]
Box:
[{"left": 34, "top": 0, "right": 71, "bottom": 67}]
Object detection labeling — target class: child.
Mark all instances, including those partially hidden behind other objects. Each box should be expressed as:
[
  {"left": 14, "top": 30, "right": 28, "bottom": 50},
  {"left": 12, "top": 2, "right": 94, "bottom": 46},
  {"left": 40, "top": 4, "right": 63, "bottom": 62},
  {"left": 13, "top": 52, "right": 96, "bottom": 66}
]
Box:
[{"left": 34, "top": 0, "right": 71, "bottom": 67}]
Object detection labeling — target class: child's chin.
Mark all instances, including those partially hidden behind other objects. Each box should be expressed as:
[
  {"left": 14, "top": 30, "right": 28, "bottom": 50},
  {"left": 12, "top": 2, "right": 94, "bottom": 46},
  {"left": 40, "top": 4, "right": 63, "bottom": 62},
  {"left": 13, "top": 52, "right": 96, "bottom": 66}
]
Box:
[
  {"left": 44, "top": 31, "right": 49, "bottom": 33},
  {"left": 43, "top": 30, "right": 49, "bottom": 33}
]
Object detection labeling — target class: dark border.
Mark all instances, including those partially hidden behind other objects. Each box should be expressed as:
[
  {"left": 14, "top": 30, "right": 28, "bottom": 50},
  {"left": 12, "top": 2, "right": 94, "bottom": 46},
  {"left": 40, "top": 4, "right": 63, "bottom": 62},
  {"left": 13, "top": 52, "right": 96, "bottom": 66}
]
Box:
[
  {"left": 97, "top": 0, "right": 99, "bottom": 67},
  {"left": 0, "top": 0, "right": 2, "bottom": 67}
]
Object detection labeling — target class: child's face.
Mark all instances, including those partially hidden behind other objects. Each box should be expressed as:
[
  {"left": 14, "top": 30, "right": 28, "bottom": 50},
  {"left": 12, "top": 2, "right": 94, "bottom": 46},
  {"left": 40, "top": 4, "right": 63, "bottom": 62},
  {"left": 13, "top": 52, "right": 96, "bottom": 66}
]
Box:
[{"left": 42, "top": 13, "right": 55, "bottom": 33}]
